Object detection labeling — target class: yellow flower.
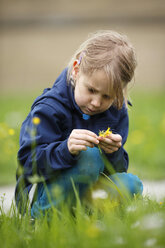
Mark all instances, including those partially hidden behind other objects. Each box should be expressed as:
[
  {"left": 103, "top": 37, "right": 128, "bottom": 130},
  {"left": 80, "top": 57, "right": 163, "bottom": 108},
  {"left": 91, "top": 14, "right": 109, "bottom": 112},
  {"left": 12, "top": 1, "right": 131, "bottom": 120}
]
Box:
[
  {"left": 99, "top": 127, "right": 112, "bottom": 138},
  {"left": 8, "top": 128, "right": 15, "bottom": 136},
  {"left": 32, "top": 117, "right": 41, "bottom": 125}
]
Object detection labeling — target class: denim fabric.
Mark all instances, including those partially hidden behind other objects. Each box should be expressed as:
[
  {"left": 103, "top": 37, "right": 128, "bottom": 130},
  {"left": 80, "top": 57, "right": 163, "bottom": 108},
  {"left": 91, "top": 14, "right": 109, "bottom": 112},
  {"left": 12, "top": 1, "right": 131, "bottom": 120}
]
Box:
[
  {"left": 109, "top": 172, "right": 143, "bottom": 196},
  {"left": 31, "top": 147, "right": 143, "bottom": 218}
]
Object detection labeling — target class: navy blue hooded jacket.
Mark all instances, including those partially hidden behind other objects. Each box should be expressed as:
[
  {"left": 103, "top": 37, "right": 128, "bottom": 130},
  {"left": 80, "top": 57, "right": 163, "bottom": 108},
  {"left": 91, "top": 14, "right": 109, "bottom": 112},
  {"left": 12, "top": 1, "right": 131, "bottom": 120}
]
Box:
[{"left": 15, "top": 68, "right": 129, "bottom": 204}]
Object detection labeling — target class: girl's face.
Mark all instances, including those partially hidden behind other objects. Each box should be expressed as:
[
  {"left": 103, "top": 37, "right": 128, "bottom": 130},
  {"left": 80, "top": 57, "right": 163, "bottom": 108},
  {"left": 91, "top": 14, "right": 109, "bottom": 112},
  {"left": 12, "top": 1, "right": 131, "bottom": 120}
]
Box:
[{"left": 74, "top": 69, "right": 115, "bottom": 116}]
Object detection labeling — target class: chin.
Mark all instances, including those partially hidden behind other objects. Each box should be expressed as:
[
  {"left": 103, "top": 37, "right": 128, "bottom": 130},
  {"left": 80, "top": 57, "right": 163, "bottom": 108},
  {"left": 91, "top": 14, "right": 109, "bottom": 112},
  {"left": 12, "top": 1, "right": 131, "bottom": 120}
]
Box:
[{"left": 87, "top": 110, "right": 103, "bottom": 116}]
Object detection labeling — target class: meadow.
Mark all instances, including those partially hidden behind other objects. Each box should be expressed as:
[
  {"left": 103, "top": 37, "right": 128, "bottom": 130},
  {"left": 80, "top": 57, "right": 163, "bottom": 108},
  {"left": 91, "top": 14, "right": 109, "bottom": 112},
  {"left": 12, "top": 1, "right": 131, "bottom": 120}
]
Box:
[
  {"left": 0, "top": 90, "right": 165, "bottom": 247},
  {"left": 0, "top": 90, "right": 165, "bottom": 185},
  {"left": 0, "top": 190, "right": 165, "bottom": 247},
  {"left": 1, "top": 1, "right": 165, "bottom": 246}
]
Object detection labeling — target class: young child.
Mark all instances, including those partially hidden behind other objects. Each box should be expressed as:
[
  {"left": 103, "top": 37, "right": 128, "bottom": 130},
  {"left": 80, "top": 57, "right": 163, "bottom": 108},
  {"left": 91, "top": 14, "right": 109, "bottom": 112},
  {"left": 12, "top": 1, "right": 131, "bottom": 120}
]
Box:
[{"left": 15, "top": 30, "right": 143, "bottom": 217}]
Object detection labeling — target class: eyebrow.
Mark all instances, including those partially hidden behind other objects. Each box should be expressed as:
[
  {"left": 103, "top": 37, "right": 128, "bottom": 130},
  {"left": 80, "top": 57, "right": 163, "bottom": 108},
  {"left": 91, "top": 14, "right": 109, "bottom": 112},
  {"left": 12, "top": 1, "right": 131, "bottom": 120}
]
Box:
[
  {"left": 85, "top": 81, "right": 98, "bottom": 91},
  {"left": 87, "top": 84, "right": 99, "bottom": 93}
]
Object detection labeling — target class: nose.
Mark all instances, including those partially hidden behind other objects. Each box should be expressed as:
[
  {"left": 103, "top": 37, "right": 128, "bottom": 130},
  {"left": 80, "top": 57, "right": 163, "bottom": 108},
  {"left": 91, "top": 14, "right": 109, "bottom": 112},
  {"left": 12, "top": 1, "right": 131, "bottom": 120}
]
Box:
[{"left": 91, "top": 96, "right": 101, "bottom": 108}]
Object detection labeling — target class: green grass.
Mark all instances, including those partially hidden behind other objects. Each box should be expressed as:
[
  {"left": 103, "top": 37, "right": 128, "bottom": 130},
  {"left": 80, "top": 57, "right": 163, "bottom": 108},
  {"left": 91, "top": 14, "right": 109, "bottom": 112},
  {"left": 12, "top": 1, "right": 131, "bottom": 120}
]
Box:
[
  {"left": 0, "top": 91, "right": 165, "bottom": 247},
  {"left": 0, "top": 90, "right": 165, "bottom": 185},
  {"left": 126, "top": 90, "right": 165, "bottom": 180},
  {"left": 0, "top": 92, "right": 38, "bottom": 185},
  {"left": 0, "top": 195, "right": 165, "bottom": 248}
]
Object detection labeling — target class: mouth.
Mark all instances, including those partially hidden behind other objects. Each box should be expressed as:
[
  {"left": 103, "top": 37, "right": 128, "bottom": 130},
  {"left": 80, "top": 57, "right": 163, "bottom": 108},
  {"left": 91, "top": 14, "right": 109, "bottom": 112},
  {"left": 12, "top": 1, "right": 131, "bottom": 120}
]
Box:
[{"left": 85, "top": 107, "right": 99, "bottom": 115}]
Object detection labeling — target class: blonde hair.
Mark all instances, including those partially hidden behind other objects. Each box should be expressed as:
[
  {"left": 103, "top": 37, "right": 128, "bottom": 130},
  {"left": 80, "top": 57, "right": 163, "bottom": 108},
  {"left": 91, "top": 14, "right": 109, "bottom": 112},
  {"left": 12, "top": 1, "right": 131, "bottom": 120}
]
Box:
[{"left": 67, "top": 30, "right": 137, "bottom": 109}]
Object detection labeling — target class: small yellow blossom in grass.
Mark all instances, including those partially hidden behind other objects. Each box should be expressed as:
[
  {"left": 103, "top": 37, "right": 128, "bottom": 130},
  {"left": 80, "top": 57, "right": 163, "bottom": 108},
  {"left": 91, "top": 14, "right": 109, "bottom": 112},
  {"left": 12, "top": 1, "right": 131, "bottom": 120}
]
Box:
[
  {"left": 99, "top": 127, "right": 112, "bottom": 138},
  {"left": 8, "top": 128, "right": 15, "bottom": 136},
  {"left": 32, "top": 117, "right": 41, "bottom": 125},
  {"left": 159, "top": 202, "right": 163, "bottom": 205}
]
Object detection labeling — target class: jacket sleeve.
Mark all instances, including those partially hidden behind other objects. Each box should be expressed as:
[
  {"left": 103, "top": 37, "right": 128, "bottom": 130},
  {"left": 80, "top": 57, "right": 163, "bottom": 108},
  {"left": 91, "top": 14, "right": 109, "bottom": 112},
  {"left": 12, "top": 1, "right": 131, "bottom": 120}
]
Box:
[
  {"left": 104, "top": 105, "right": 129, "bottom": 173},
  {"left": 17, "top": 103, "right": 77, "bottom": 179}
]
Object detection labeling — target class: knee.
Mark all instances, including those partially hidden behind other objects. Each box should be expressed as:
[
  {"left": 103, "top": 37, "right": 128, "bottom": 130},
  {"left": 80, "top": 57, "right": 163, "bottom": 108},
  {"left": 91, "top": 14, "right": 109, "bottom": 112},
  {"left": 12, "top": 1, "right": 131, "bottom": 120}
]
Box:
[
  {"left": 75, "top": 147, "right": 105, "bottom": 183},
  {"left": 109, "top": 172, "right": 143, "bottom": 196}
]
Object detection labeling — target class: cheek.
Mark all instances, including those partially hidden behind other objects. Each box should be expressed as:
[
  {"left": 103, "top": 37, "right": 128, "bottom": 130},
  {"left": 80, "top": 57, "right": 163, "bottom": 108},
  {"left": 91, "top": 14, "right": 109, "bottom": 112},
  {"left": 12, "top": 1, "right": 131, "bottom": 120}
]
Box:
[
  {"left": 74, "top": 88, "right": 85, "bottom": 107},
  {"left": 103, "top": 100, "right": 113, "bottom": 109},
  {"left": 74, "top": 90, "right": 80, "bottom": 105},
  {"left": 75, "top": 85, "right": 89, "bottom": 103},
  {"left": 77, "top": 95, "right": 88, "bottom": 106}
]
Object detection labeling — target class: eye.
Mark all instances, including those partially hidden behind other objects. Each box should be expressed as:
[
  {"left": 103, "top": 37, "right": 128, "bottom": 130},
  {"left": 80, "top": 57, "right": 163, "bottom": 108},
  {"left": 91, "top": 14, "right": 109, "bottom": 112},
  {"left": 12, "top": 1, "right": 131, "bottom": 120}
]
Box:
[
  {"left": 103, "top": 94, "right": 111, "bottom": 100},
  {"left": 88, "top": 88, "right": 96, "bottom": 94}
]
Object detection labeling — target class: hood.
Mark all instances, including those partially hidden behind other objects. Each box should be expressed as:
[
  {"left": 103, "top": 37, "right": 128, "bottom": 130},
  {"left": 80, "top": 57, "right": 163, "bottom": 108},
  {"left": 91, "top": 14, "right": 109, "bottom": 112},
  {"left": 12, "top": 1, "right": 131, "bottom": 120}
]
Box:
[{"left": 31, "top": 68, "right": 74, "bottom": 111}]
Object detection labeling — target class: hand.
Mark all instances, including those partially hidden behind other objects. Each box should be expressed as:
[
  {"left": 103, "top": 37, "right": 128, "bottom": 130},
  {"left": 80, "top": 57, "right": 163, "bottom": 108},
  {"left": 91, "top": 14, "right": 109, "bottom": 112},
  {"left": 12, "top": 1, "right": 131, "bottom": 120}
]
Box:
[
  {"left": 98, "top": 133, "right": 122, "bottom": 154},
  {"left": 68, "top": 129, "right": 99, "bottom": 155}
]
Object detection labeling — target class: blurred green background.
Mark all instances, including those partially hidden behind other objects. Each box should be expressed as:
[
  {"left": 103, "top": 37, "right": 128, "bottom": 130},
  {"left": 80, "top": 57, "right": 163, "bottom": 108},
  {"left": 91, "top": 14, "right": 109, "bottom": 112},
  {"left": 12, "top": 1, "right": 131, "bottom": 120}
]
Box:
[{"left": 0, "top": 0, "right": 165, "bottom": 185}]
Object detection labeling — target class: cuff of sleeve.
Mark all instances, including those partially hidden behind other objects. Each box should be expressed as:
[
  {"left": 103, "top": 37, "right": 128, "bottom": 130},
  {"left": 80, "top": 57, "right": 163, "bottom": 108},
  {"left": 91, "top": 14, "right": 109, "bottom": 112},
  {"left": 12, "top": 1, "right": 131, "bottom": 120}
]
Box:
[
  {"left": 104, "top": 147, "right": 128, "bottom": 172},
  {"left": 104, "top": 147, "right": 123, "bottom": 159},
  {"left": 58, "top": 139, "right": 79, "bottom": 164}
]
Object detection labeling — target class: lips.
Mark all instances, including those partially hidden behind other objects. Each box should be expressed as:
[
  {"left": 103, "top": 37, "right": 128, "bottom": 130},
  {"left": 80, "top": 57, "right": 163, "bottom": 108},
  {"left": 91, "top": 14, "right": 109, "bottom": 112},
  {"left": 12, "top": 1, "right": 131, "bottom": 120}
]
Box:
[
  {"left": 86, "top": 107, "right": 99, "bottom": 114},
  {"left": 87, "top": 108, "right": 94, "bottom": 113}
]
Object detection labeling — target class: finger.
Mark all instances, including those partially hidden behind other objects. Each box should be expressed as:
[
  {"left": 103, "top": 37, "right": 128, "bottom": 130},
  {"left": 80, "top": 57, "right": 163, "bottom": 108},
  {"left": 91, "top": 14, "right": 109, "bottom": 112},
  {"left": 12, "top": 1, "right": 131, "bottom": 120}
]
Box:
[
  {"left": 71, "top": 138, "right": 95, "bottom": 148},
  {"left": 99, "top": 143, "right": 119, "bottom": 152},
  {"left": 108, "top": 133, "right": 122, "bottom": 142},
  {"left": 75, "top": 129, "right": 99, "bottom": 139},
  {"left": 99, "top": 137, "right": 121, "bottom": 148},
  {"left": 72, "top": 132, "right": 99, "bottom": 145},
  {"left": 69, "top": 144, "right": 88, "bottom": 155},
  {"left": 99, "top": 144, "right": 114, "bottom": 154}
]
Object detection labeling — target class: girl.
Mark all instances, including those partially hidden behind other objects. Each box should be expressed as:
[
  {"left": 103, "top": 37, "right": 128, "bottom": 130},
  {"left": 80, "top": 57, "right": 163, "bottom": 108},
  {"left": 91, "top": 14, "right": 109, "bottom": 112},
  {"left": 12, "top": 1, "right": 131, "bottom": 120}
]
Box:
[{"left": 15, "top": 30, "right": 143, "bottom": 217}]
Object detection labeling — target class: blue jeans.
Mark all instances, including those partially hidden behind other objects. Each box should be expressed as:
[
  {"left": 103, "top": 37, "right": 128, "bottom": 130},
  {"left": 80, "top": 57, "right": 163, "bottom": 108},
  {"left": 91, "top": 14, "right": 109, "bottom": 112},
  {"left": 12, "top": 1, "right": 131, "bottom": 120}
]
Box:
[{"left": 31, "top": 147, "right": 143, "bottom": 218}]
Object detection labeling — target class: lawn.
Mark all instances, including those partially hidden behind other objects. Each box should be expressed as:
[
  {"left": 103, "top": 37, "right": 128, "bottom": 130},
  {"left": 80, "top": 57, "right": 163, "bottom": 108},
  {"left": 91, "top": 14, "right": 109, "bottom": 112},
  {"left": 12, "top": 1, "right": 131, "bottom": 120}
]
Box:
[
  {"left": 0, "top": 194, "right": 165, "bottom": 247},
  {"left": 0, "top": 93, "right": 36, "bottom": 185},
  {"left": 0, "top": 90, "right": 165, "bottom": 185},
  {"left": 0, "top": 90, "right": 165, "bottom": 248},
  {"left": 126, "top": 90, "right": 165, "bottom": 180}
]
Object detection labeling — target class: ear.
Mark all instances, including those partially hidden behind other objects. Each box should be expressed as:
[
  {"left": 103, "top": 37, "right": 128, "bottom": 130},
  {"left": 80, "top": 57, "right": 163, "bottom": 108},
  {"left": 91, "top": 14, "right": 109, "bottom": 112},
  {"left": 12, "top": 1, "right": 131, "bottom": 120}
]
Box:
[{"left": 72, "top": 60, "right": 79, "bottom": 79}]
